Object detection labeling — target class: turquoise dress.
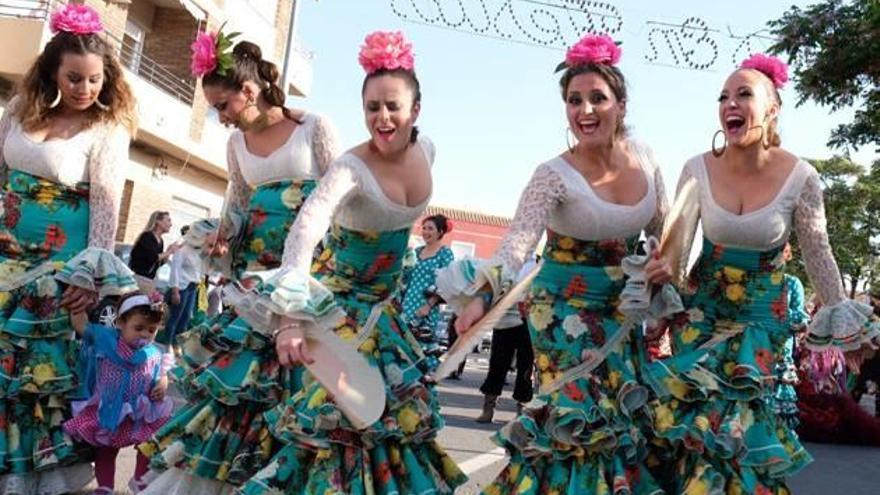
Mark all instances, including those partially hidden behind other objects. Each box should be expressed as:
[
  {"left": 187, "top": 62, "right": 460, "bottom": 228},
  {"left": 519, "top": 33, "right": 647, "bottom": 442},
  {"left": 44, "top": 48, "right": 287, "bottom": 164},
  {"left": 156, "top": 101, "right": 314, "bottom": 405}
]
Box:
[
  {"left": 769, "top": 274, "right": 807, "bottom": 429},
  {"left": 139, "top": 180, "right": 317, "bottom": 486},
  {"left": 400, "top": 245, "right": 454, "bottom": 330},
  {"left": 139, "top": 115, "right": 337, "bottom": 492},
  {"left": 642, "top": 156, "right": 880, "bottom": 494},
  {"left": 0, "top": 114, "right": 133, "bottom": 494},
  {"left": 236, "top": 138, "right": 466, "bottom": 495},
  {"left": 435, "top": 145, "right": 670, "bottom": 495}
]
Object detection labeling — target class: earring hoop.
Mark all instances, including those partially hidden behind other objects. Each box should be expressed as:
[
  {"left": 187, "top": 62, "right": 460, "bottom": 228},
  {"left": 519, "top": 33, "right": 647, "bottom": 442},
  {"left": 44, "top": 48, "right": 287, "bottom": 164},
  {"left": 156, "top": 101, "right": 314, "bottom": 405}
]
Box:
[
  {"left": 94, "top": 97, "right": 109, "bottom": 111},
  {"left": 48, "top": 87, "right": 61, "bottom": 109},
  {"left": 760, "top": 125, "right": 772, "bottom": 150},
  {"left": 566, "top": 128, "right": 577, "bottom": 154},
  {"left": 711, "top": 129, "right": 727, "bottom": 157}
]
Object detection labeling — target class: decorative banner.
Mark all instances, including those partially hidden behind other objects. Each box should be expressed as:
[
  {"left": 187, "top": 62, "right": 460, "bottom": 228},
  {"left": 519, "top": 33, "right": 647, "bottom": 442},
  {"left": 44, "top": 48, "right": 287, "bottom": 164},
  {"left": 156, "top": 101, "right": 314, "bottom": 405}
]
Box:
[{"left": 389, "top": 0, "right": 775, "bottom": 71}]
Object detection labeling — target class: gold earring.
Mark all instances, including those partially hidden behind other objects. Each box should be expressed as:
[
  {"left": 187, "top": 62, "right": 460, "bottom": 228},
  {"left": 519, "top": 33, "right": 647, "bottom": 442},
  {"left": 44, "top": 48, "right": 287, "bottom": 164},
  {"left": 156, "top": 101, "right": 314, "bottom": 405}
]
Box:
[
  {"left": 93, "top": 97, "right": 109, "bottom": 111},
  {"left": 711, "top": 129, "right": 727, "bottom": 157}
]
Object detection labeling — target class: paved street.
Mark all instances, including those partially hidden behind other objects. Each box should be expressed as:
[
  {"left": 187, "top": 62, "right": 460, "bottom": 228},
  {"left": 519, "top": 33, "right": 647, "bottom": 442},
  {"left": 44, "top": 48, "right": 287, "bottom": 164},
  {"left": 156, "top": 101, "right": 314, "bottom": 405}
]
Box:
[{"left": 91, "top": 352, "right": 880, "bottom": 494}]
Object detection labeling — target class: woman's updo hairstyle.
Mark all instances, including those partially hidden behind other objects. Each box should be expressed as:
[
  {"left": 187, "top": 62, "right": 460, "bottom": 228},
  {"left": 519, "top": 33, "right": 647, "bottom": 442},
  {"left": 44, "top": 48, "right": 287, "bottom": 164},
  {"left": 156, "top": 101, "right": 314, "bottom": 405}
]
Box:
[{"left": 202, "top": 40, "right": 301, "bottom": 123}]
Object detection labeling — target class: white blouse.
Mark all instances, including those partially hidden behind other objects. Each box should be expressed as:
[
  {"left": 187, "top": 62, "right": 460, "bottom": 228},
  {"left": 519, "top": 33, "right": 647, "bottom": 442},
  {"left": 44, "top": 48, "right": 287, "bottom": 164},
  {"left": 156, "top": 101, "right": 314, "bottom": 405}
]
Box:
[
  {"left": 678, "top": 154, "right": 847, "bottom": 308},
  {"left": 281, "top": 136, "right": 436, "bottom": 271},
  {"left": 0, "top": 97, "right": 131, "bottom": 250},
  {"left": 495, "top": 139, "right": 668, "bottom": 275},
  {"left": 223, "top": 113, "right": 339, "bottom": 215}
]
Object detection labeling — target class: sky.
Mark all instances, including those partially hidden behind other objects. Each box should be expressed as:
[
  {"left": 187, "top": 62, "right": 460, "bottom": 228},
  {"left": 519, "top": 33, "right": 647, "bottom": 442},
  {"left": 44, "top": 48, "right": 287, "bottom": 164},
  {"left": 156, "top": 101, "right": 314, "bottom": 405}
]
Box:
[{"left": 289, "top": 0, "right": 877, "bottom": 218}]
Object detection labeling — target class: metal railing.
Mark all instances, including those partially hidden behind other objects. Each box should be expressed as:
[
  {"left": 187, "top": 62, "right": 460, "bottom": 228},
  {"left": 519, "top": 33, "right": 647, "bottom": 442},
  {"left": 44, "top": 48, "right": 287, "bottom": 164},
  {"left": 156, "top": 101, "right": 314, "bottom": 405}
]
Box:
[
  {"left": 0, "top": 0, "right": 50, "bottom": 20},
  {"left": 0, "top": 0, "right": 195, "bottom": 106}
]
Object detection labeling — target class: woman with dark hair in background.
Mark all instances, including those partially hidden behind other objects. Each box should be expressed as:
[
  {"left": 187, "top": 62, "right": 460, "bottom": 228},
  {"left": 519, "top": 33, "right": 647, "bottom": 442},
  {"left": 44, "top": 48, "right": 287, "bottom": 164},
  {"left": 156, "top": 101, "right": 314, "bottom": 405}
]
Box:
[
  {"left": 138, "top": 27, "right": 339, "bottom": 495},
  {"left": 0, "top": 4, "right": 137, "bottom": 494},
  {"left": 400, "top": 214, "right": 454, "bottom": 366},
  {"left": 128, "top": 211, "right": 178, "bottom": 287}
]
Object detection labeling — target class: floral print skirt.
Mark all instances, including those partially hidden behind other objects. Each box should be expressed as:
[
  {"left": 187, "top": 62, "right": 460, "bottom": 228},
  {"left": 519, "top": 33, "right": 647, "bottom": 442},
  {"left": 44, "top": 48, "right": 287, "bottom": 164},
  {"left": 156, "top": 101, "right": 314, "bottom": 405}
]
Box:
[
  {"left": 642, "top": 238, "right": 811, "bottom": 495},
  {"left": 239, "top": 225, "right": 466, "bottom": 495},
  {"left": 139, "top": 180, "right": 315, "bottom": 487},
  {"left": 0, "top": 170, "right": 92, "bottom": 475},
  {"left": 482, "top": 232, "right": 664, "bottom": 495}
]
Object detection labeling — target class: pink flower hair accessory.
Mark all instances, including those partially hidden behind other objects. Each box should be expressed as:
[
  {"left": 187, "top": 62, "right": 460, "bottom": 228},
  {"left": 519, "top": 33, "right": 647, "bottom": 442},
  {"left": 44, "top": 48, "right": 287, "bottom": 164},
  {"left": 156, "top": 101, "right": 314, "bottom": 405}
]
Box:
[
  {"left": 190, "top": 24, "right": 240, "bottom": 78},
  {"left": 740, "top": 53, "right": 788, "bottom": 89},
  {"left": 358, "top": 31, "right": 415, "bottom": 74},
  {"left": 49, "top": 4, "right": 103, "bottom": 36},
  {"left": 556, "top": 34, "right": 621, "bottom": 72}
]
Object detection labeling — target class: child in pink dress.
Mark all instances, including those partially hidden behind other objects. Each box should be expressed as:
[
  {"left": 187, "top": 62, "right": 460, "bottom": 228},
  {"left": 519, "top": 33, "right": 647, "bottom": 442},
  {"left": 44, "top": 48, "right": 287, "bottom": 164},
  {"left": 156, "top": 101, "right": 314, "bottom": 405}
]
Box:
[{"left": 65, "top": 292, "right": 174, "bottom": 494}]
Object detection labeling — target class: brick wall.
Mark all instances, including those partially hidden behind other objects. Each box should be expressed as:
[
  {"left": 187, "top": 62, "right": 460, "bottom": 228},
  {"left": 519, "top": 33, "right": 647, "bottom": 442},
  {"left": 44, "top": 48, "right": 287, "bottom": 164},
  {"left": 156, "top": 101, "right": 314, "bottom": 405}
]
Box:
[
  {"left": 82, "top": 0, "right": 128, "bottom": 42},
  {"left": 141, "top": 7, "right": 197, "bottom": 87}
]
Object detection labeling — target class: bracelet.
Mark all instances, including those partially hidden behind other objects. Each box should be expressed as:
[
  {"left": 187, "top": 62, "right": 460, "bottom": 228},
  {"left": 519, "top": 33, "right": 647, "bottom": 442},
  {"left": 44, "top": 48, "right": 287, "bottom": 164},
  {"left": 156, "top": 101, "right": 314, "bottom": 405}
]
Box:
[{"left": 273, "top": 322, "right": 301, "bottom": 338}]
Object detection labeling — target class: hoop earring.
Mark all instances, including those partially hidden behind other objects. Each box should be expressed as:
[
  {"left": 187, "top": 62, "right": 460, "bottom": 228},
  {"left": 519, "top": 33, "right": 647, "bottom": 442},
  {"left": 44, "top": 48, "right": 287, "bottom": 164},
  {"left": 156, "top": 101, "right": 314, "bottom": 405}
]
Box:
[
  {"left": 711, "top": 129, "right": 727, "bottom": 157},
  {"left": 93, "top": 97, "right": 109, "bottom": 111},
  {"left": 566, "top": 128, "right": 577, "bottom": 154},
  {"left": 48, "top": 87, "right": 61, "bottom": 109}
]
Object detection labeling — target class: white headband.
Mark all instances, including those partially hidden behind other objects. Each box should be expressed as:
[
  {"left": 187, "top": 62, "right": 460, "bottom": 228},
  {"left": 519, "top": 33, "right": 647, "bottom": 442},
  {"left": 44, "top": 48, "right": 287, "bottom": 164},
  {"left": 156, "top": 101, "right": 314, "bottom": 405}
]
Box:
[{"left": 118, "top": 294, "right": 161, "bottom": 317}]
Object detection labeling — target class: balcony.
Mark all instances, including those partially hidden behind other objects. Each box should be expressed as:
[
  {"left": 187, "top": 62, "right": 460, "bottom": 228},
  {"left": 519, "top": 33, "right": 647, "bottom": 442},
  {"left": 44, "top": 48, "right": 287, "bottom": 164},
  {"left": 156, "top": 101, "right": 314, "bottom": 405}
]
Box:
[
  {"left": 285, "top": 39, "right": 313, "bottom": 98},
  {"left": 0, "top": 0, "right": 228, "bottom": 174},
  {"left": 0, "top": 1, "right": 53, "bottom": 79}
]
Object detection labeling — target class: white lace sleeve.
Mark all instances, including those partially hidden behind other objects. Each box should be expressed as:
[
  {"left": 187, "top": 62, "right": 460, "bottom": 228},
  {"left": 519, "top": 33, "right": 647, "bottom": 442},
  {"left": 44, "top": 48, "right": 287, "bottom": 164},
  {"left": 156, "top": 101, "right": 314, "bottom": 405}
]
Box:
[
  {"left": 310, "top": 114, "right": 341, "bottom": 175},
  {"left": 281, "top": 159, "right": 359, "bottom": 271},
  {"left": 795, "top": 166, "right": 879, "bottom": 350},
  {"left": 494, "top": 163, "right": 566, "bottom": 275},
  {"left": 87, "top": 124, "right": 130, "bottom": 249},
  {"left": 643, "top": 147, "right": 669, "bottom": 239},
  {"left": 793, "top": 168, "right": 846, "bottom": 306},
  {"left": 224, "top": 137, "right": 250, "bottom": 215}
]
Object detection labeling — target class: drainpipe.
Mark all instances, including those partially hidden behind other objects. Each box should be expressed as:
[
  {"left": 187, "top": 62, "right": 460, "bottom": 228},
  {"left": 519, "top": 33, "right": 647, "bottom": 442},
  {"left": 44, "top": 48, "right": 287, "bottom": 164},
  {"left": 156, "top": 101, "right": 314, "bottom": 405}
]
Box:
[{"left": 280, "top": 0, "right": 300, "bottom": 96}]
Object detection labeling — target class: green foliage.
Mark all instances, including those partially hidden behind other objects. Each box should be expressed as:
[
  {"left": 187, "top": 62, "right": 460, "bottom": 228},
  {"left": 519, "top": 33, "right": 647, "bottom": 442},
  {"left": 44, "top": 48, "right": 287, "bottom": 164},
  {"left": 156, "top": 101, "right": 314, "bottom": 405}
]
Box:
[
  {"left": 768, "top": 0, "right": 880, "bottom": 151},
  {"left": 789, "top": 156, "right": 880, "bottom": 298}
]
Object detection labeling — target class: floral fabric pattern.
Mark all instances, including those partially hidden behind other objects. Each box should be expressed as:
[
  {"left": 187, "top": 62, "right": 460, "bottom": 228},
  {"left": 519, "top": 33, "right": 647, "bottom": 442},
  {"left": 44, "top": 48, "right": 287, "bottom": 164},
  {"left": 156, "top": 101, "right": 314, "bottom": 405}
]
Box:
[
  {"left": 0, "top": 169, "right": 91, "bottom": 475},
  {"left": 239, "top": 225, "right": 466, "bottom": 495},
  {"left": 139, "top": 180, "right": 316, "bottom": 486},
  {"left": 643, "top": 238, "right": 812, "bottom": 495},
  {"left": 482, "top": 231, "right": 664, "bottom": 495}
]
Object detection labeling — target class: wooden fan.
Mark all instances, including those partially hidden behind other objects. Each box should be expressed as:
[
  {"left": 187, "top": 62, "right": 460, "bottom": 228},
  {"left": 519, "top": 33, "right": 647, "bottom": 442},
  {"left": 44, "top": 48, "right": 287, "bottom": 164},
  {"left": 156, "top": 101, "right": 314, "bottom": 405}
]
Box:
[{"left": 435, "top": 262, "right": 542, "bottom": 379}]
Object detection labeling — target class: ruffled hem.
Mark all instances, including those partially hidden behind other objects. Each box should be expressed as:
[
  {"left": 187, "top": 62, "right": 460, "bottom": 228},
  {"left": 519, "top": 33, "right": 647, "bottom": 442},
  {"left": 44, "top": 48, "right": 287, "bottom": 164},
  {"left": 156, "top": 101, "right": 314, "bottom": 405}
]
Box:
[
  {"left": 173, "top": 308, "right": 300, "bottom": 405},
  {"left": 0, "top": 463, "right": 93, "bottom": 495},
  {"left": 485, "top": 449, "right": 665, "bottom": 495},
  {"left": 238, "top": 440, "right": 466, "bottom": 495},
  {"left": 806, "top": 299, "right": 880, "bottom": 351},
  {"left": 435, "top": 258, "right": 514, "bottom": 314},
  {"left": 65, "top": 396, "right": 173, "bottom": 446},
  {"left": 53, "top": 247, "right": 138, "bottom": 297},
  {"left": 138, "top": 397, "right": 280, "bottom": 486},
  {"left": 222, "top": 270, "right": 344, "bottom": 338},
  {"left": 493, "top": 400, "right": 650, "bottom": 465},
  {"left": 139, "top": 467, "right": 236, "bottom": 495}
]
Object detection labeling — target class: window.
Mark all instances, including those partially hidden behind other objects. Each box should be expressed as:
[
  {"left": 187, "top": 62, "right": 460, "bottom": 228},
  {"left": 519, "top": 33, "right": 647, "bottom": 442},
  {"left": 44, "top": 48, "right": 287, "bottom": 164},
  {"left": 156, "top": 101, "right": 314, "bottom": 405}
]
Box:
[
  {"left": 120, "top": 20, "right": 145, "bottom": 73},
  {"left": 169, "top": 196, "right": 210, "bottom": 244},
  {"left": 450, "top": 241, "right": 475, "bottom": 259}
]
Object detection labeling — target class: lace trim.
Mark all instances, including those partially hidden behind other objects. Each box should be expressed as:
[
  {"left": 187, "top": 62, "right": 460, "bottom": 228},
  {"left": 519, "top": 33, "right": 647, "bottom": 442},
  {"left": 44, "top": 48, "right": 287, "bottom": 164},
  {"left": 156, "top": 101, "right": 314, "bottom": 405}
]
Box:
[
  {"left": 793, "top": 167, "right": 847, "bottom": 307},
  {"left": 280, "top": 159, "right": 359, "bottom": 270},
  {"left": 310, "top": 114, "right": 341, "bottom": 174},
  {"left": 87, "top": 124, "right": 130, "bottom": 249},
  {"left": 493, "top": 162, "right": 566, "bottom": 276}
]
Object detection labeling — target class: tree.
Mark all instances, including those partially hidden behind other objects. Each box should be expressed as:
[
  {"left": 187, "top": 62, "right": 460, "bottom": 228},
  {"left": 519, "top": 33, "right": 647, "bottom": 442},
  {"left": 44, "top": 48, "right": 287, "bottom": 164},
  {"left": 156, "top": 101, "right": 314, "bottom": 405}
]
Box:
[
  {"left": 768, "top": 0, "right": 880, "bottom": 151},
  {"left": 789, "top": 156, "right": 880, "bottom": 298}
]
